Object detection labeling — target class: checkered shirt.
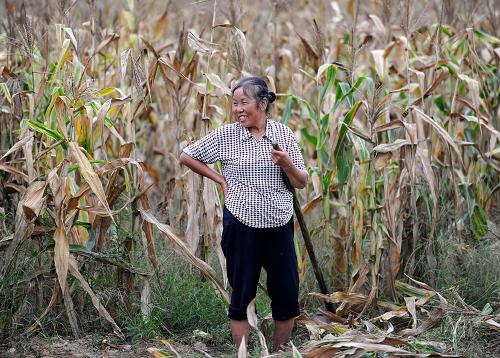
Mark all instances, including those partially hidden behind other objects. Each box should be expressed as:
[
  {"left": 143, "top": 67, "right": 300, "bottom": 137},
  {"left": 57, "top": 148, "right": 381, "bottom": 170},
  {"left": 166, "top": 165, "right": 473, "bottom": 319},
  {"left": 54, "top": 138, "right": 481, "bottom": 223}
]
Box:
[{"left": 183, "top": 119, "right": 306, "bottom": 228}]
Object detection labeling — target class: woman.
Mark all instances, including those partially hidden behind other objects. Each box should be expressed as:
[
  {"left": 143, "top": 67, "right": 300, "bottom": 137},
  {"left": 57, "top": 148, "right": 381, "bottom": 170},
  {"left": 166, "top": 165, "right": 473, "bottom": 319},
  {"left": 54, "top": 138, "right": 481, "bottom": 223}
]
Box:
[{"left": 179, "top": 77, "right": 308, "bottom": 350}]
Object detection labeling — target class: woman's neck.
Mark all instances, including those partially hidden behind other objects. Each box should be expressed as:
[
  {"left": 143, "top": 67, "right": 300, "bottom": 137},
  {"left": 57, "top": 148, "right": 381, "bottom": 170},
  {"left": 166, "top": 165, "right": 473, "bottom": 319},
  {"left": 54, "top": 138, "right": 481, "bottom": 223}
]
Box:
[{"left": 248, "top": 116, "right": 267, "bottom": 137}]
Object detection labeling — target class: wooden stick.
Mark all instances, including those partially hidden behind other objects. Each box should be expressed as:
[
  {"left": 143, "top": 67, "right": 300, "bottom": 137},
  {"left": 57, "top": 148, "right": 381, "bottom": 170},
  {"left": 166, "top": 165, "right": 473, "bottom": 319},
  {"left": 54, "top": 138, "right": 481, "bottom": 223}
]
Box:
[{"left": 272, "top": 142, "right": 335, "bottom": 313}]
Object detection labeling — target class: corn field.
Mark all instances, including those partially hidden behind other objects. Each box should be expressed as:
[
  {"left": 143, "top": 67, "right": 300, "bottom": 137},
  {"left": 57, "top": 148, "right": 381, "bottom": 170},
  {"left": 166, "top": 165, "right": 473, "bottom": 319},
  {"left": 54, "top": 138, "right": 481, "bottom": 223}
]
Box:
[{"left": 0, "top": 0, "right": 499, "bottom": 356}]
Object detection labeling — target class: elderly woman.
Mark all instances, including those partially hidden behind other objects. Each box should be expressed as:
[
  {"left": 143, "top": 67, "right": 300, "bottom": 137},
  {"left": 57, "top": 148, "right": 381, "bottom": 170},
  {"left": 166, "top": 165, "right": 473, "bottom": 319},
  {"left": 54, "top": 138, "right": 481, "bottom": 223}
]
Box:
[{"left": 179, "top": 77, "right": 307, "bottom": 350}]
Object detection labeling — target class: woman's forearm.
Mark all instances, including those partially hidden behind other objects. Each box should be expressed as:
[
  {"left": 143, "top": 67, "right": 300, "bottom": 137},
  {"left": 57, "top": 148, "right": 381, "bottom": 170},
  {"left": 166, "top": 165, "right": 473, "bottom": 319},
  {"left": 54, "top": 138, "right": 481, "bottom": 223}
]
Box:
[
  {"left": 282, "top": 165, "right": 308, "bottom": 189},
  {"left": 179, "top": 153, "right": 225, "bottom": 185}
]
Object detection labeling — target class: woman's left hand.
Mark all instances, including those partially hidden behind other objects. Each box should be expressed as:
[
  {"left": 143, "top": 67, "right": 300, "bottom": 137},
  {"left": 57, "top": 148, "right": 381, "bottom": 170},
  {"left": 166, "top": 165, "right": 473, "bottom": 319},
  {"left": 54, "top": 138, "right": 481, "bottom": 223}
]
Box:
[{"left": 271, "top": 147, "right": 293, "bottom": 169}]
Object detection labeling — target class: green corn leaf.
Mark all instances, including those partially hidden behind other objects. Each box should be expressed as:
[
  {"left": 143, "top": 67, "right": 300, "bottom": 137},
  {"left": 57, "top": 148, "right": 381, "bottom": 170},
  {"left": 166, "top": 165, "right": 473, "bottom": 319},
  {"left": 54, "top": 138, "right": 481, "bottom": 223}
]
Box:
[
  {"left": 410, "top": 340, "right": 443, "bottom": 353},
  {"left": 27, "top": 119, "right": 67, "bottom": 149},
  {"left": 68, "top": 160, "right": 105, "bottom": 173},
  {"left": 473, "top": 30, "right": 500, "bottom": 45},
  {"left": 301, "top": 127, "right": 317, "bottom": 146},
  {"left": 320, "top": 112, "right": 329, "bottom": 134},
  {"left": 291, "top": 342, "right": 302, "bottom": 358},
  {"left": 337, "top": 82, "right": 351, "bottom": 106},
  {"left": 282, "top": 95, "right": 297, "bottom": 125},
  {"left": 336, "top": 143, "right": 352, "bottom": 193},
  {"left": 481, "top": 303, "right": 493, "bottom": 315},
  {"left": 322, "top": 168, "right": 334, "bottom": 192},
  {"left": 45, "top": 87, "right": 65, "bottom": 122},
  {"left": 97, "top": 87, "right": 118, "bottom": 97},
  {"left": 299, "top": 97, "right": 317, "bottom": 123},
  {"left": 319, "top": 146, "right": 329, "bottom": 168},
  {"left": 333, "top": 100, "right": 362, "bottom": 160},
  {"left": 318, "top": 113, "right": 330, "bottom": 148},
  {"left": 434, "top": 96, "right": 449, "bottom": 115},
  {"left": 103, "top": 116, "right": 113, "bottom": 127},
  {"left": 395, "top": 280, "right": 431, "bottom": 298},
  {"left": 320, "top": 64, "right": 337, "bottom": 105},
  {"left": 73, "top": 221, "right": 91, "bottom": 229},
  {"left": 439, "top": 24, "right": 454, "bottom": 37},
  {"left": 0, "top": 83, "right": 12, "bottom": 104},
  {"left": 471, "top": 204, "right": 488, "bottom": 237},
  {"left": 73, "top": 61, "right": 85, "bottom": 86},
  {"left": 48, "top": 38, "right": 71, "bottom": 89},
  {"left": 335, "top": 77, "right": 366, "bottom": 108}
]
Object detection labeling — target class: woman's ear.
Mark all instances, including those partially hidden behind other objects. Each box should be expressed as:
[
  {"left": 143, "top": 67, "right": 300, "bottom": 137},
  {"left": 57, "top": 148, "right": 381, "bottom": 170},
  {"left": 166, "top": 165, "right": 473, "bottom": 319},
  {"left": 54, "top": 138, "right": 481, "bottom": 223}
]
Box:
[{"left": 259, "top": 99, "right": 268, "bottom": 111}]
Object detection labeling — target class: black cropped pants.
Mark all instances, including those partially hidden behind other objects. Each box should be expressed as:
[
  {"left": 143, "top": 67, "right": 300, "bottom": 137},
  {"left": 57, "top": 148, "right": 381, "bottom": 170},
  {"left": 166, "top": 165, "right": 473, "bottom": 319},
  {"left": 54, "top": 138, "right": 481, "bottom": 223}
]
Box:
[{"left": 221, "top": 206, "right": 300, "bottom": 321}]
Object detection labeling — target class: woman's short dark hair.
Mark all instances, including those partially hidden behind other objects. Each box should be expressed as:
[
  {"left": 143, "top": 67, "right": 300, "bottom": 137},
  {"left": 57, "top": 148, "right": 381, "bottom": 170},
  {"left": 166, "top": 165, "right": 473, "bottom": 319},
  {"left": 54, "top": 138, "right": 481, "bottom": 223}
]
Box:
[{"left": 232, "top": 77, "right": 276, "bottom": 113}]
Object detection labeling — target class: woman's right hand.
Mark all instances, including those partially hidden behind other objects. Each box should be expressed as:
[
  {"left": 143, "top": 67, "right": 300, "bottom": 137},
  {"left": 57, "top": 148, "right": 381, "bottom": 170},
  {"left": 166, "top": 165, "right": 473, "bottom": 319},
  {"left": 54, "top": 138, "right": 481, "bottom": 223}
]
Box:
[{"left": 217, "top": 175, "right": 228, "bottom": 198}]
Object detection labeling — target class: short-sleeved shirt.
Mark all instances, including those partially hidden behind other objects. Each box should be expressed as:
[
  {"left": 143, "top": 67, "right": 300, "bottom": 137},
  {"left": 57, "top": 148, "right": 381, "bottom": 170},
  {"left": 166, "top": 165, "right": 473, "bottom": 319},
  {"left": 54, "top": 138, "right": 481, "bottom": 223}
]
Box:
[{"left": 182, "top": 119, "right": 306, "bottom": 228}]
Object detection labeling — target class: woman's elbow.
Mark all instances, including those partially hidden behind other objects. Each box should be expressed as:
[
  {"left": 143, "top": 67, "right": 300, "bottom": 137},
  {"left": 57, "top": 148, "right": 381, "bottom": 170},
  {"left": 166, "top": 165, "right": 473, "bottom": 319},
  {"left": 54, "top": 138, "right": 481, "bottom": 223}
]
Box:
[{"left": 179, "top": 152, "right": 189, "bottom": 165}]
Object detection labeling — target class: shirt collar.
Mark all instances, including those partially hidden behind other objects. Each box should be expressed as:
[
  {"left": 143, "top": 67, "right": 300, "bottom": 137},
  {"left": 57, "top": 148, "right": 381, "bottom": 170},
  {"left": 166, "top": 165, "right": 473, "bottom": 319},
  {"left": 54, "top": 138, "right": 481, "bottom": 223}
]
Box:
[{"left": 239, "top": 119, "right": 275, "bottom": 142}]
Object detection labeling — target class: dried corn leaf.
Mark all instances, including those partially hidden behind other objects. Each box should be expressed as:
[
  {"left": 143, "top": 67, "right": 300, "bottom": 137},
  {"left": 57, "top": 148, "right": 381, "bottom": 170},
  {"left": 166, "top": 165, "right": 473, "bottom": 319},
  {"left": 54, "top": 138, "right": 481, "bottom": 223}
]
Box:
[
  {"left": 0, "top": 188, "right": 34, "bottom": 279},
  {"left": 457, "top": 73, "right": 480, "bottom": 112},
  {"left": 295, "top": 315, "right": 349, "bottom": 335},
  {"left": 310, "top": 292, "right": 368, "bottom": 305},
  {"left": 120, "top": 48, "right": 132, "bottom": 81},
  {"left": 25, "top": 281, "right": 61, "bottom": 335},
  {"left": 139, "top": 209, "right": 229, "bottom": 303},
  {"left": 141, "top": 279, "right": 151, "bottom": 318},
  {"left": 373, "top": 119, "right": 405, "bottom": 132},
  {"left": 246, "top": 299, "right": 269, "bottom": 356},
  {"left": 53, "top": 226, "right": 69, "bottom": 294},
  {"left": 0, "top": 163, "right": 29, "bottom": 181},
  {"left": 202, "top": 172, "right": 226, "bottom": 287},
  {"left": 404, "top": 297, "right": 417, "bottom": 329},
  {"left": 63, "top": 281, "right": 80, "bottom": 338},
  {"left": 68, "top": 142, "right": 114, "bottom": 221},
  {"left": 368, "top": 14, "right": 386, "bottom": 36},
  {"left": 371, "top": 307, "right": 409, "bottom": 323},
  {"left": 153, "top": 6, "right": 170, "bottom": 41},
  {"left": 411, "top": 107, "right": 461, "bottom": 159},
  {"left": 0, "top": 134, "right": 32, "bottom": 160},
  {"left": 68, "top": 255, "right": 124, "bottom": 338},
  {"left": 187, "top": 31, "right": 218, "bottom": 54},
  {"left": 204, "top": 73, "right": 231, "bottom": 96},
  {"left": 21, "top": 181, "right": 46, "bottom": 220},
  {"left": 371, "top": 50, "right": 387, "bottom": 80},
  {"left": 92, "top": 33, "right": 119, "bottom": 58},
  {"left": 373, "top": 139, "right": 412, "bottom": 153},
  {"left": 146, "top": 347, "right": 172, "bottom": 358},
  {"left": 302, "top": 333, "right": 412, "bottom": 357},
  {"left": 484, "top": 319, "right": 500, "bottom": 330},
  {"left": 237, "top": 336, "right": 247, "bottom": 358},
  {"left": 399, "top": 308, "right": 445, "bottom": 337},
  {"left": 375, "top": 152, "right": 392, "bottom": 171},
  {"left": 185, "top": 172, "right": 201, "bottom": 254}
]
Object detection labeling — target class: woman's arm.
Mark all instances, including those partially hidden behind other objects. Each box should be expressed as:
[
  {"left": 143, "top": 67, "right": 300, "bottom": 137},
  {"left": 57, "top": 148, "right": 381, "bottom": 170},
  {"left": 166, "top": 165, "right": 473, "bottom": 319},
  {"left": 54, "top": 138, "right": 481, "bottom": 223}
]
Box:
[
  {"left": 179, "top": 153, "right": 227, "bottom": 196},
  {"left": 270, "top": 147, "right": 308, "bottom": 189}
]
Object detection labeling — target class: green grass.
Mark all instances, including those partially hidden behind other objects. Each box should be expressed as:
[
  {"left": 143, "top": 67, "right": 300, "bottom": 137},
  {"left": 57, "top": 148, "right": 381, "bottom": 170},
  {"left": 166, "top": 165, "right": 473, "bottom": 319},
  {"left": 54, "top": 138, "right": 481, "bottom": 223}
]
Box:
[{"left": 117, "top": 261, "right": 230, "bottom": 348}]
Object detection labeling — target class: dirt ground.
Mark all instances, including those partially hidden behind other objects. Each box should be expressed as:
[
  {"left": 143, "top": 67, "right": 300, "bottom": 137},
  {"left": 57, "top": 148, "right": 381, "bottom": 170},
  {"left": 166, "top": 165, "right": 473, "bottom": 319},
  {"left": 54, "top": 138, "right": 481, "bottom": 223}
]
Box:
[
  {"left": 1, "top": 336, "right": 150, "bottom": 358},
  {"left": 0, "top": 335, "right": 233, "bottom": 358}
]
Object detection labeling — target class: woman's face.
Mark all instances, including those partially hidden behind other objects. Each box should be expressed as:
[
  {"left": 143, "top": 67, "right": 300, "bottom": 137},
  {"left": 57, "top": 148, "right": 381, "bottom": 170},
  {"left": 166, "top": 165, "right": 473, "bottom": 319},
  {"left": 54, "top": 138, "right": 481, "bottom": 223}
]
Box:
[{"left": 232, "top": 87, "right": 265, "bottom": 128}]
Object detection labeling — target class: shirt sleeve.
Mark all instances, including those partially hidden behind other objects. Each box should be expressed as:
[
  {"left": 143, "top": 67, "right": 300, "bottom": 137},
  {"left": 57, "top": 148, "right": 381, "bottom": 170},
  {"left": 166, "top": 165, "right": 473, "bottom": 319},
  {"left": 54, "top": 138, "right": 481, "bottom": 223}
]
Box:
[
  {"left": 182, "top": 127, "right": 221, "bottom": 164},
  {"left": 286, "top": 128, "right": 306, "bottom": 171}
]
